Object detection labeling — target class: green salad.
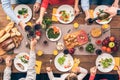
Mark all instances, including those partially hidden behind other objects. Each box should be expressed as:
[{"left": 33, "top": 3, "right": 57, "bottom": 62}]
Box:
[
  {"left": 19, "top": 55, "right": 29, "bottom": 64},
  {"left": 47, "top": 28, "right": 60, "bottom": 39},
  {"left": 18, "top": 8, "right": 28, "bottom": 15},
  {"left": 100, "top": 58, "right": 112, "bottom": 68},
  {"left": 58, "top": 56, "right": 66, "bottom": 65}
]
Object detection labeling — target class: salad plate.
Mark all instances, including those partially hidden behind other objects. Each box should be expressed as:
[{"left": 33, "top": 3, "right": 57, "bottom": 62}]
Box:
[
  {"left": 96, "top": 53, "right": 115, "bottom": 73},
  {"left": 54, "top": 53, "right": 74, "bottom": 72},
  {"left": 94, "top": 5, "right": 112, "bottom": 24},
  {"left": 46, "top": 26, "right": 62, "bottom": 41},
  {"left": 56, "top": 5, "right": 75, "bottom": 24},
  {"left": 14, "top": 4, "right": 32, "bottom": 23},
  {"left": 14, "top": 52, "right": 29, "bottom": 72}
]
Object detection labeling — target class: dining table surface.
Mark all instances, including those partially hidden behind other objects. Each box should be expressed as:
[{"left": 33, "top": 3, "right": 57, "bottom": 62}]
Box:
[{"left": 0, "top": 4, "right": 120, "bottom": 79}]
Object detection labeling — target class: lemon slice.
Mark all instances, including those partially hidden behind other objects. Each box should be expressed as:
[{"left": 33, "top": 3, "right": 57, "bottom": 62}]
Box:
[
  {"left": 102, "top": 24, "right": 109, "bottom": 29},
  {"left": 53, "top": 50, "right": 58, "bottom": 55},
  {"left": 27, "top": 22, "right": 32, "bottom": 26},
  {"left": 73, "top": 22, "right": 79, "bottom": 29},
  {"left": 37, "top": 50, "right": 43, "bottom": 56}
]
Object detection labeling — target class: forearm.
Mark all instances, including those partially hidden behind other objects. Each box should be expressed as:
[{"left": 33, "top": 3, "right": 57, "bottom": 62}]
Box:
[
  {"left": 3, "top": 67, "right": 11, "bottom": 80},
  {"left": 1, "top": 0, "right": 20, "bottom": 25},
  {"left": 89, "top": 74, "right": 95, "bottom": 80},
  {"left": 39, "top": 7, "right": 46, "bottom": 21},
  {"left": 78, "top": 67, "right": 88, "bottom": 80},
  {"left": 81, "top": 0, "right": 89, "bottom": 11},
  {"left": 74, "top": 0, "right": 79, "bottom": 8},
  {"left": 47, "top": 71, "right": 55, "bottom": 80},
  {"left": 25, "top": 50, "right": 36, "bottom": 80},
  {"left": 114, "top": 0, "right": 119, "bottom": 4}
]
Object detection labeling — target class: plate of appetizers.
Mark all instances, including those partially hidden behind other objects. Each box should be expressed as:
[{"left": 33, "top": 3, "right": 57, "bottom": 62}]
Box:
[
  {"left": 56, "top": 5, "right": 75, "bottom": 24},
  {"left": 14, "top": 52, "right": 29, "bottom": 72},
  {"left": 94, "top": 5, "right": 112, "bottom": 24},
  {"left": 14, "top": 4, "right": 32, "bottom": 23},
  {"left": 54, "top": 53, "right": 74, "bottom": 72}
]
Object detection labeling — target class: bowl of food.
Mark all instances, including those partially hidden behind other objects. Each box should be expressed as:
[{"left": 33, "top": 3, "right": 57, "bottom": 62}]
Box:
[{"left": 46, "top": 26, "right": 62, "bottom": 41}]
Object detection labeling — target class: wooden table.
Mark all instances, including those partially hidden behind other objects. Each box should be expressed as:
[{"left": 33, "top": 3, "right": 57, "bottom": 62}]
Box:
[{"left": 0, "top": 4, "right": 120, "bottom": 77}]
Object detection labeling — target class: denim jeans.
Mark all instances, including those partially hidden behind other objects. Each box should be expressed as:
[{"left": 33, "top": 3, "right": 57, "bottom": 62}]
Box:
[
  {"left": 90, "top": 0, "right": 114, "bottom": 5},
  {"left": 11, "top": 0, "right": 36, "bottom": 4}
]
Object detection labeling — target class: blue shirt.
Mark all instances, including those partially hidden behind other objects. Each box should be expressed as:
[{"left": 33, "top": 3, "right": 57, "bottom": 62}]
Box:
[
  {"left": 90, "top": 0, "right": 114, "bottom": 5},
  {"left": 1, "top": 0, "right": 41, "bottom": 25}
]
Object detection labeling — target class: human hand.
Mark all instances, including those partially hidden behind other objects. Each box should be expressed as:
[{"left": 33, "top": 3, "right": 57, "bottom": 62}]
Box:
[
  {"left": 18, "top": 21, "right": 26, "bottom": 30},
  {"left": 33, "top": 2, "right": 40, "bottom": 13},
  {"left": 5, "top": 56, "right": 12, "bottom": 67},
  {"left": 105, "top": 7, "right": 118, "bottom": 18},
  {"left": 36, "top": 18, "right": 43, "bottom": 25},
  {"left": 90, "top": 66, "right": 97, "bottom": 76},
  {"left": 117, "top": 66, "right": 120, "bottom": 76},
  {"left": 112, "top": 2, "right": 119, "bottom": 8},
  {"left": 74, "top": 6, "right": 80, "bottom": 16},
  {"left": 30, "top": 38, "right": 37, "bottom": 50},
  {"left": 85, "top": 15, "right": 90, "bottom": 21},
  {"left": 46, "top": 67, "right": 52, "bottom": 72}
]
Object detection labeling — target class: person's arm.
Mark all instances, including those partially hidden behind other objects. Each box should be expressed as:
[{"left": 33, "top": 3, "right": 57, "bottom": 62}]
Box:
[
  {"left": 36, "top": 0, "right": 48, "bottom": 24},
  {"left": 81, "top": 0, "right": 90, "bottom": 21},
  {"left": 74, "top": 0, "right": 80, "bottom": 16},
  {"left": 36, "top": 0, "right": 41, "bottom": 3},
  {"left": 3, "top": 56, "right": 12, "bottom": 80},
  {"left": 25, "top": 50, "right": 36, "bottom": 80},
  {"left": 1, "top": 0, "right": 20, "bottom": 25},
  {"left": 89, "top": 66, "right": 97, "bottom": 80},
  {"left": 77, "top": 67, "right": 88, "bottom": 80},
  {"left": 25, "top": 39, "right": 37, "bottom": 80},
  {"left": 3, "top": 67, "right": 11, "bottom": 80}
]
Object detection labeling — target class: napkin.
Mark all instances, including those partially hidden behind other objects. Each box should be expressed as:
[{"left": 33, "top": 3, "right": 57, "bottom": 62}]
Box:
[
  {"left": 71, "top": 58, "right": 80, "bottom": 71},
  {"left": 89, "top": 9, "right": 94, "bottom": 18},
  {"left": 35, "top": 60, "right": 42, "bottom": 74},
  {"left": 7, "top": 6, "right": 14, "bottom": 20},
  {"left": 52, "top": 8, "right": 58, "bottom": 22},
  {"left": 113, "top": 57, "right": 120, "bottom": 70}
]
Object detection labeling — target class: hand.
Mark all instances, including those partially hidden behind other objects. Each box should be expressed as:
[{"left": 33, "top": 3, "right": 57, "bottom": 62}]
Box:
[
  {"left": 90, "top": 66, "right": 97, "bottom": 76},
  {"left": 33, "top": 2, "right": 40, "bottom": 12},
  {"left": 74, "top": 6, "right": 80, "bottom": 16},
  {"left": 30, "top": 38, "right": 37, "bottom": 50},
  {"left": 18, "top": 21, "right": 26, "bottom": 30},
  {"left": 5, "top": 56, "right": 12, "bottom": 67},
  {"left": 105, "top": 7, "right": 118, "bottom": 18},
  {"left": 36, "top": 18, "right": 43, "bottom": 25},
  {"left": 46, "top": 67, "right": 52, "bottom": 72},
  {"left": 112, "top": 2, "right": 119, "bottom": 8},
  {"left": 117, "top": 66, "right": 120, "bottom": 76},
  {"left": 85, "top": 15, "right": 90, "bottom": 21}
]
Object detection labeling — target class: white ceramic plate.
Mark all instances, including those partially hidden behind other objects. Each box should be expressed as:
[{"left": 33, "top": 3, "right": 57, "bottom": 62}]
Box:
[
  {"left": 14, "top": 4, "right": 32, "bottom": 23},
  {"left": 14, "top": 52, "right": 29, "bottom": 72},
  {"left": 94, "top": 5, "right": 112, "bottom": 24},
  {"left": 54, "top": 53, "right": 74, "bottom": 72},
  {"left": 96, "top": 53, "right": 115, "bottom": 73},
  {"left": 56, "top": 5, "right": 75, "bottom": 24},
  {"left": 46, "top": 26, "right": 62, "bottom": 41}
]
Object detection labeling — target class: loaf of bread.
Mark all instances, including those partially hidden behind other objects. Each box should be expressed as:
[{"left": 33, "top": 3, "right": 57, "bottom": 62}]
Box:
[
  {"left": 0, "top": 30, "right": 5, "bottom": 38},
  {"left": 5, "top": 22, "right": 14, "bottom": 32},
  {"left": 0, "top": 33, "right": 10, "bottom": 43}
]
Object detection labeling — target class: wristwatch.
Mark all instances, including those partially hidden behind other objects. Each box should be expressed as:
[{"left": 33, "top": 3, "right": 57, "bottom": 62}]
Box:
[{"left": 117, "top": 9, "right": 120, "bottom": 15}]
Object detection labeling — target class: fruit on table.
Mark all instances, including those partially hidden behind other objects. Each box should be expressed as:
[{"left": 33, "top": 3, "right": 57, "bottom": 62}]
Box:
[
  {"left": 85, "top": 43, "right": 95, "bottom": 53},
  {"left": 73, "top": 22, "right": 79, "bottom": 29},
  {"left": 37, "top": 50, "right": 43, "bottom": 56},
  {"left": 95, "top": 40, "right": 102, "bottom": 45},
  {"left": 106, "top": 47, "right": 111, "bottom": 53},
  {"left": 109, "top": 36, "right": 115, "bottom": 42},
  {"left": 68, "top": 48, "right": 75, "bottom": 55},
  {"left": 53, "top": 50, "right": 58, "bottom": 55},
  {"left": 108, "top": 42, "right": 115, "bottom": 48},
  {"left": 102, "top": 46, "right": 107, "bottom": 51}
]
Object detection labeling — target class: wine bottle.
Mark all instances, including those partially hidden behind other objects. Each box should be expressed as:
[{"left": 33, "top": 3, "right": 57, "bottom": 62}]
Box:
[{"left": 88, "top": 12, "right": 110, "bottom": 24}]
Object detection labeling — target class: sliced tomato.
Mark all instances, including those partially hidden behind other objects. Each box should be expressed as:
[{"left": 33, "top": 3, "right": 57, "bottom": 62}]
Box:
[{"left": 35, "top": 31, "right": 41, "bottom": 36}]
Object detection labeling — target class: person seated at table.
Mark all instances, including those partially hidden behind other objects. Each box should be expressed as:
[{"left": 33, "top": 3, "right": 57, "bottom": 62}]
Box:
[
  {"left": 90, "top": 0, "right": 119, "bottom": 7},
  {"left": 36, "top": 0, "right": 90, "bottom": 24},
  {"left": 3, "top": 38, "right": 37, "bottom": 80},
  {"left": 46, "top": 66, "right": 88, "bottom": 80},
  {"left": 89, "top": 66, "right": 120, "bottom": 80},
  {"left": 1, "top": 0, "right": 41, "bottom": 30}
]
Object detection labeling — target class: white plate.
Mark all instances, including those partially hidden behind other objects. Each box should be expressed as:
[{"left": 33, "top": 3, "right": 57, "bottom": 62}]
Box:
[
  {"left": 94, "top": 5, "right": 112, "bottom": 24},
  {"left": 14, "top": 4, "right": 32, "bottom": 23},
  {"left": 54, "top": 53, "right": 74, "bottom": 72},
  {"left": 46, "top": 26, "right": 62, "bottom": 41},
  {"left": 96, "top": 53, "right": 115, "bottom": 73},
  {"left": 14, "top": 52, "right": 29, "bottom": 72},
  {"left": 56, "top": 5, "right": 75, "bottom": 24}
]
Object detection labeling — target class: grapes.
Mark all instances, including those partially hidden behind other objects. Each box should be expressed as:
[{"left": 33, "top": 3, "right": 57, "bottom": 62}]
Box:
[{"left": 111, "top": 46, "right": 118, "bottom": 52}]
